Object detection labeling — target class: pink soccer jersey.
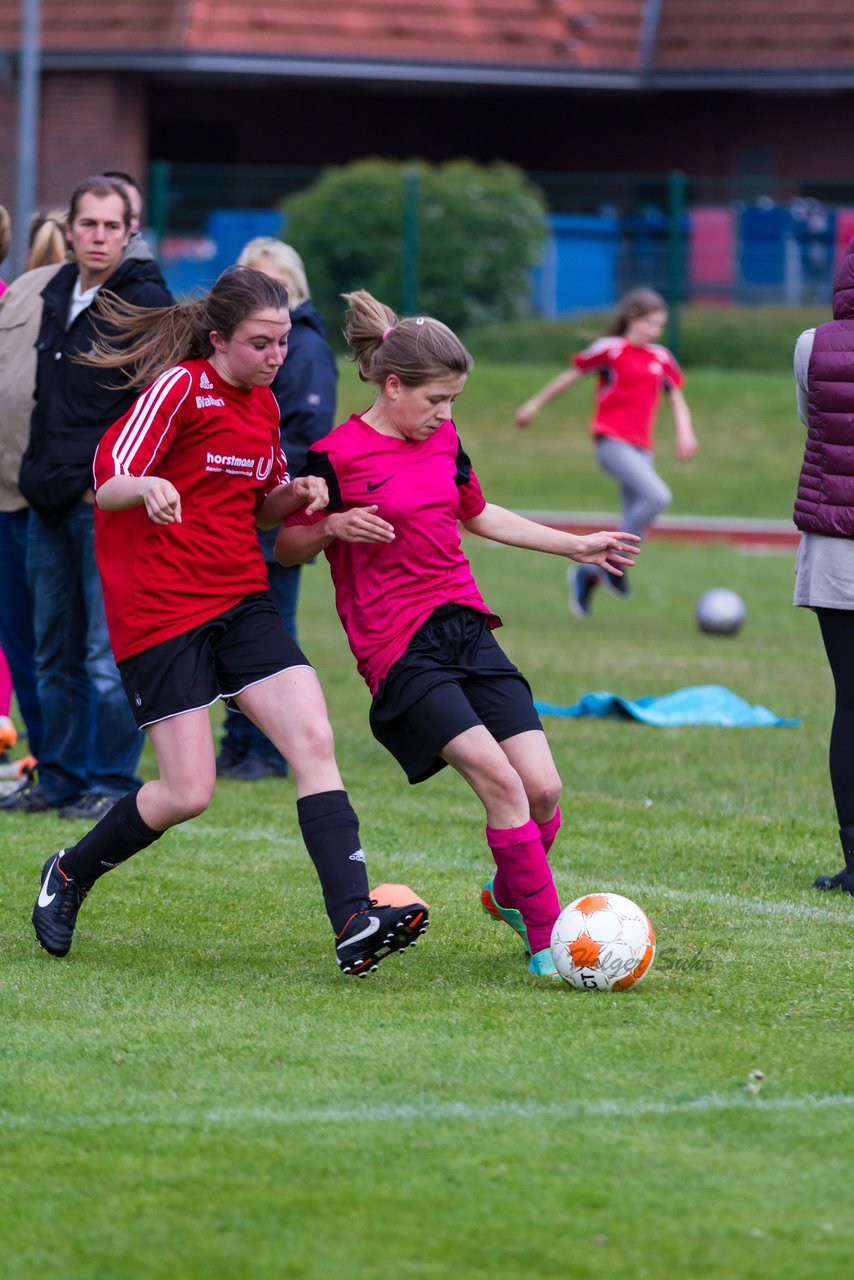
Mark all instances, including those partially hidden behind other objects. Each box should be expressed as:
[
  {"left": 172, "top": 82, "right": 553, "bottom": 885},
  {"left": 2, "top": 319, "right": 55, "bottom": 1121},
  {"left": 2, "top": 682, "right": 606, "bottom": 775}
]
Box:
[
  {"left": 572, "top": 337, "right": 684, "bottom": 450},
  {"left": 94, "top": 358, "right": 286, "bottom": 661},
  {"left": 284, "top": 414, "right": 493, "bottom": 693}
]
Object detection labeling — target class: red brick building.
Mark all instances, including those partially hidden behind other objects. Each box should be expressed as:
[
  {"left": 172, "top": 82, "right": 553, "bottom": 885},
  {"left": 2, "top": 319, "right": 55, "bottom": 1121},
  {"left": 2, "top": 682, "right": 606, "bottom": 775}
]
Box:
[{"left": 3, "top": 1, "right": 854, "bottom": 215}]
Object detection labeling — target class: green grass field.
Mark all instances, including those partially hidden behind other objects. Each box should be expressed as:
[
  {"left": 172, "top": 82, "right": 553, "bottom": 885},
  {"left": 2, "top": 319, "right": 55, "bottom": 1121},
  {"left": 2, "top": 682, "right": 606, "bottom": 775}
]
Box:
[{"left": 3, "top": 340, "right": 853, "bottom": 1279}]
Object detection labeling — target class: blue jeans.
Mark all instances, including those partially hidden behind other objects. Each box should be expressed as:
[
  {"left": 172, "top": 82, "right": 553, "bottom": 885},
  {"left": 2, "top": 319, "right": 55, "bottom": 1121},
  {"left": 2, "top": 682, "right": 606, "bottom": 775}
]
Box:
[
  {"left": 0, "top": 509, "right": 43, "bottom": 758},
  {"left": 219, "top": 561, "right": 302, "bottom": 771},
  {"left": 27, "top": 504, "right": 143, "bottom": 802}
]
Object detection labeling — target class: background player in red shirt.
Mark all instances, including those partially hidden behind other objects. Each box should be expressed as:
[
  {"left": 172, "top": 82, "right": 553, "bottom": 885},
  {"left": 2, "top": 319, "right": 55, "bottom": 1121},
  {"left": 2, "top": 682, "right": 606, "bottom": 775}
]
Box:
[
  {"left": 276, "top": 290, "right": 639, "bottom": 978},
  {"left": 516, "top": 287, "right": 698, "bottom": 619},
  {"left": 31, "top": 268, "right": 428, "bottom": 976}
]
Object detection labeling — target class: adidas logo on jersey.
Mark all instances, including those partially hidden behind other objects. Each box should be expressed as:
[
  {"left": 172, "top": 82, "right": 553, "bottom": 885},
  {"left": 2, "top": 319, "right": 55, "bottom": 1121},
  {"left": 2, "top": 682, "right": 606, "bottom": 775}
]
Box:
[{"left": 199, "top": 371, "right": 214, "bottom": 390}]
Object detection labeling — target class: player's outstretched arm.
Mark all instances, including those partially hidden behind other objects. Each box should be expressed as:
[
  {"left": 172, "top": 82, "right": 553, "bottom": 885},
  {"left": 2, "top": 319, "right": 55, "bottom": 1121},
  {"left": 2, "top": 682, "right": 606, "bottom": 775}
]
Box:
[
  {"left": 516, "top": 367, "right": 583, "bottom": 427},
  {"left": 96, "top": 475, "right": 182, "bottom": 525},
  {"left": 462, "top": 503, "right": 640, "bottom": 576}
]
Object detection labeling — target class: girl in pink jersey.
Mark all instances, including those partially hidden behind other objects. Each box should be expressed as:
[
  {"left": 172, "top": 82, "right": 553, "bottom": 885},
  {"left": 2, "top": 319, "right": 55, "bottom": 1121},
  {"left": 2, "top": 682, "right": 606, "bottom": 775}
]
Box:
[
  {"left": 516, "top": 288, "right": 698, "bottom": 619},
  {"left": 276, "top": 290, "right": 639, "bottom": 978},
  {"left": 31, "top": 268, "right": 428, "bottom": 976}
]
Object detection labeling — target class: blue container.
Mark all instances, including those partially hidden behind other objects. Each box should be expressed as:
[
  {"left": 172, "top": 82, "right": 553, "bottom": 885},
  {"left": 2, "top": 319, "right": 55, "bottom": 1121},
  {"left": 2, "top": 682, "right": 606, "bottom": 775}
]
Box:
[
  {"left": 534, "top": 214, "right": 620, "bottom": 316},
  {"left": 205, "top": 209, "right": 285, "bottom": 278},
  {"left": 161, "top": 209, "right": 286, "bottom": 296},
  {"left": 738, "top": 206, "right": 789, "bottom": 289}
]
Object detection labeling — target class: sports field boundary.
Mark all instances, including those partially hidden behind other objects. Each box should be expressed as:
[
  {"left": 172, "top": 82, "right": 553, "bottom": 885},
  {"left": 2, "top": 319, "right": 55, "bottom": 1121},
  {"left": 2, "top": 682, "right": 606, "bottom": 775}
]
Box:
[
  {"left": 517, "top": 511, "right": 799, "bottom": 549},
  {"left": 3, "top": 1091, "right": 853, "bottom": 1131}
]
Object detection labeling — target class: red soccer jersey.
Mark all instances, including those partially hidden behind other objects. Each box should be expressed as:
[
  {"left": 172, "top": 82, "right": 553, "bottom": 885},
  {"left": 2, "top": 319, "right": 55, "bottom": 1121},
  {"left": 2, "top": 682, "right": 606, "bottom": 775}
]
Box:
[
  {"left": 572, "top": 337, "right": 684, "bottom": 450},
  {"left": 284, "top": 414, "right": 492, "bottom": 694},
  {"left": 93, "top": 358, "right": 287, "bottom": 661}
]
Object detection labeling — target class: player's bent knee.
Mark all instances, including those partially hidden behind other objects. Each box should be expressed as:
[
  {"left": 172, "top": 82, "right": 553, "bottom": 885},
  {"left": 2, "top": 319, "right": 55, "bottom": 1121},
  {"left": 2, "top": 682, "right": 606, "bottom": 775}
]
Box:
[
  {"left": 484, "top": 764, "right": 529, "bottom": 812},
  {"left": 171, "top": 780, "right": 215, "bottom": 821},
  {"left": 290, "top": 717, "right": 336, "bottom": 766},
  {"left": 529, "top": 780, "right": 562, "bottom": 816},
  {"left": 653, "top": 483, "right": 672, "bottom": 516}
]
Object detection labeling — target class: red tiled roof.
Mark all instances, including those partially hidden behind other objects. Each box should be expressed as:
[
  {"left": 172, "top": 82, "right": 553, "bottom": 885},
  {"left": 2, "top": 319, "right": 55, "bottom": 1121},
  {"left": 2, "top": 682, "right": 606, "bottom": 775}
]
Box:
[
  {"left": 2, "top": 0, "right": 854, "bottom": 72},
  {"left": 654, "top": 1, "right": 854, "bottom": 69},
  {"left": 0, "top": 0, "right": 185, "bottom": 46},
  {"left": 0, "top": 1, "right": 645, "bottom": 68},
  {"left": 185, "top": 1, "right": 646, "bottom": 69}
]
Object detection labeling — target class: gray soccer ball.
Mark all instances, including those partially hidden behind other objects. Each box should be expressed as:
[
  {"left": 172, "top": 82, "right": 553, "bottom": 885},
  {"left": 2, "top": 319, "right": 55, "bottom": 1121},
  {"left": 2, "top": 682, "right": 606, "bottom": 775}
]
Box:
[{"left": 695, "top": 588, "right": 746, "bottom": 636}]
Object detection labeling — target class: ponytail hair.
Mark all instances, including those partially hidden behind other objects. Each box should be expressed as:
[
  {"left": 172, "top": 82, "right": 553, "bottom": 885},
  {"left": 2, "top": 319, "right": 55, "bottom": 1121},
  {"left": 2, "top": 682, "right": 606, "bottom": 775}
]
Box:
[
  {"left": 608, "top": 287, "right": 667, "bottom": 337},
  {"left": 342, "top": 289, "right": 472, "bottom": 387},
  {"left": 81, "top": 265, "right": 289, "bottom": 388},
  {"left": 28, "top": 209, "right": 68, "bottom": 270}
]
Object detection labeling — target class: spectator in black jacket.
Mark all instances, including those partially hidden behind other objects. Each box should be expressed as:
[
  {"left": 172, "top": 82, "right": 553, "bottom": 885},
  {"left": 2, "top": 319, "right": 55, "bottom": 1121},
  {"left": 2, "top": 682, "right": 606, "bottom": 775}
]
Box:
[
  {"left": 216, "top": 238, "right": 338, "bottom": 780},
  {"left": 2, "top": 176, "right": 174, "bottom": 818}
]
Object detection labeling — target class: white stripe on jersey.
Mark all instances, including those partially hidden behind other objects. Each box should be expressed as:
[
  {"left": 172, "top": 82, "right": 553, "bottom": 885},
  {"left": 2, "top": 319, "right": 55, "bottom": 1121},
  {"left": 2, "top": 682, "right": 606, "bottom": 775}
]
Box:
[
  {"left": 578, "top": 336, "right": 625, "bottom": 359},
  {"left": 110, "top": 365, "right": 192, "bottom": 477},
  {"left": 648, "top": 342, "right": 675, "bottom": 363}
]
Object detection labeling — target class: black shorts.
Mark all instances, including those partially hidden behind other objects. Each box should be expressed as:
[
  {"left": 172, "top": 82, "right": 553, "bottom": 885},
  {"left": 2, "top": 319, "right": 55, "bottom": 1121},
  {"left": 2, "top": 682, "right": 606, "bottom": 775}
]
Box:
[
  {"left": 369, "top": 604, "right": 541, "bottom": 784},
  {"left": 118, "top": 592, "right": 311, "bottom": 729}
]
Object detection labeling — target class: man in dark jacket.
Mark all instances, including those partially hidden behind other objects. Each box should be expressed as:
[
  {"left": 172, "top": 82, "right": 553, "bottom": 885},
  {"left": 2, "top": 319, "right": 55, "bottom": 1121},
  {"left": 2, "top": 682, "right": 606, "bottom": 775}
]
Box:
[{"left": 2, "top": 176, "right": 173, "bottom": 817}]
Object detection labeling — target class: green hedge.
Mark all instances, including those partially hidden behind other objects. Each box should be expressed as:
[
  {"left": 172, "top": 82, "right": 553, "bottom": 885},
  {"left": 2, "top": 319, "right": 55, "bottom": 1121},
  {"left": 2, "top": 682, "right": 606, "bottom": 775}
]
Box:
[
  {"left": 460, "top": 304, "right": 830, "bottom": 371},
  {"left": 283, "top": 157, "right": 548, "bottom": 336}
]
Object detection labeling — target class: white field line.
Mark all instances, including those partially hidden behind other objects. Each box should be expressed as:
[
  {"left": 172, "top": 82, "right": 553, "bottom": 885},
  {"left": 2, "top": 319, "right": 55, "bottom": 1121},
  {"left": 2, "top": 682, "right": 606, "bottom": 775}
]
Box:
[
  {"left": 2, "top": 1093, "right": 854, "bottom": 1132},
  {"left": 628, "top": 881, "right": 854, "bottom": 923},
  {"left": 181, "top": 829, "right": 854, "bottom": 922}
]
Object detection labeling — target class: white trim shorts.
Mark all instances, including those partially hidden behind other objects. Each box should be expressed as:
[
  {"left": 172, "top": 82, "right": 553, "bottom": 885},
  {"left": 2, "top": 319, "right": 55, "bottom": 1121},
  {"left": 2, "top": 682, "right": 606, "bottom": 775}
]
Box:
[{"left": 118, "top": 592, "right": 310, "bottom": 728}]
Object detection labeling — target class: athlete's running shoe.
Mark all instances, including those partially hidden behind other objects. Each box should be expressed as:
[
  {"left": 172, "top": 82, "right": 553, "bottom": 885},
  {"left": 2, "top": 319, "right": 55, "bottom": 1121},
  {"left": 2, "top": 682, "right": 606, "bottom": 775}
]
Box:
[
  {"left": 480, "top": 878, "right": 531, "bottom": 955},
  {"left": 601, "top": 562, "right": 631, "bottom": 599},
  {"left": 813, "top": 866, "right": 854, "bottom": 894},
  {"left": 32, "top": 852, "right": 89, "bottom": 957},
  {"left": 569, "top": 566, "right": 599, "bottom": 619},
  {"left": 335, "top": 900, "right": 429, "bottom": 976},
  {"left": 528, "top": 947, "right": 561, "bottom": 978}
]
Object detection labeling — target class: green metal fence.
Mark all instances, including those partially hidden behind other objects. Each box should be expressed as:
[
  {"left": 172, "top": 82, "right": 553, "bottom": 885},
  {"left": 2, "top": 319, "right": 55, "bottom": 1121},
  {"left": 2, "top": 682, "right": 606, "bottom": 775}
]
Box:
[{"left": 146, "top": 160, "right": 852, "bottom": 349}]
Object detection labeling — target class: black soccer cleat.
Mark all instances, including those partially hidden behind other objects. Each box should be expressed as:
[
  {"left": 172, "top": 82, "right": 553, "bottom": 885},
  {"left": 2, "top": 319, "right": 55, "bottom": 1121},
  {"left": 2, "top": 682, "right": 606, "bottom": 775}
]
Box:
[
  {"left": 335, "top": 900, "right": 429, "bottom": 977},
  {"left": 32, "top": 853, "right": 89, "bottom": 957},
  {"left": 813, "top": 867, "right": 854, "bottom": 895}
]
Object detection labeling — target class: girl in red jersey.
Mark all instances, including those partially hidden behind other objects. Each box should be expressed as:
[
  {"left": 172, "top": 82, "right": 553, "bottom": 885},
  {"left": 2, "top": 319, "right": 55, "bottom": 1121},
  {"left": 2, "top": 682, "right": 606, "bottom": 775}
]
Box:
[
  {"left": 516, "top": 288, "right": 698, "bottom": 619},
  {"left": 276, "top": 291, "right": 639, "bottom": 978},
  {"left": 31, "top": 268, "right": 428, "bottom": 976}
]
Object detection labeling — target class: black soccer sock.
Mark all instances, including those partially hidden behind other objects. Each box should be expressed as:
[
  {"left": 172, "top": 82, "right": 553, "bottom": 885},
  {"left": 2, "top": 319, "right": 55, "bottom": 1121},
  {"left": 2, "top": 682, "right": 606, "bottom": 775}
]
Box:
[
  {"left": 296, "top": 789, "right": 370, "bottom": 933},
  {"left": 58, "top": 789, "right": 164, "bottom": 887},
  {"left": 840, "top": 826, "right": 854, "bottom": 869}
]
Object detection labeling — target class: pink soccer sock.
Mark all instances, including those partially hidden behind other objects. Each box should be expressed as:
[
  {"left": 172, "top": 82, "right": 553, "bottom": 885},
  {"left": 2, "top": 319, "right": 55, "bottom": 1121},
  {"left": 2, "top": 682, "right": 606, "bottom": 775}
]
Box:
[
  {"left": 538, "top": 805, "right": 562, "bottom": 857},
  {"left": 487, "top": 818, "right": 561, "bottom": 955}
]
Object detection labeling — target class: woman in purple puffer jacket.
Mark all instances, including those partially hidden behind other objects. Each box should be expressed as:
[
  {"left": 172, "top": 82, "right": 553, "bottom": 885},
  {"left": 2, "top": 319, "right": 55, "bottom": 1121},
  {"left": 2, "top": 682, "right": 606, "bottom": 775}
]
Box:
[{"left": 793, "top": 237, "right": 854, "bottom": 895}]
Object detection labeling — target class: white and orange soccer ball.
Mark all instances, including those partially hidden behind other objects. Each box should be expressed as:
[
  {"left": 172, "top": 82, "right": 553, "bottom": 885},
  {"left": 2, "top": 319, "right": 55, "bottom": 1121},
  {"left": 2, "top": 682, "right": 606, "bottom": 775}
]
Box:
[{"left": 550, "top": 892, "right": 656, "bottom": 991}]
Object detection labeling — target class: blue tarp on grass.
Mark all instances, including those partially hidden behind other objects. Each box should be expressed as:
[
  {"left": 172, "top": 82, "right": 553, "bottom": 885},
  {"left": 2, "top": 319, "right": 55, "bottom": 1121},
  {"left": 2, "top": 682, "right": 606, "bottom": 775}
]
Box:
[{"left": 534, "top": 684, "right": 800, "bottom": 728}]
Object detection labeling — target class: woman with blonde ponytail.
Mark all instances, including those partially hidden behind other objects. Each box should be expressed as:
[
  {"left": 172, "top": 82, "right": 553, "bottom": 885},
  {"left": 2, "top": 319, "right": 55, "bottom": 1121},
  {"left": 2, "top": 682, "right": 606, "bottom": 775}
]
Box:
[
  {"left": 277, "top": 290, "right": 639, "bottom": 979},
  {"left": 31, "top": 268, "right": 428, "bottom": 977}
]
